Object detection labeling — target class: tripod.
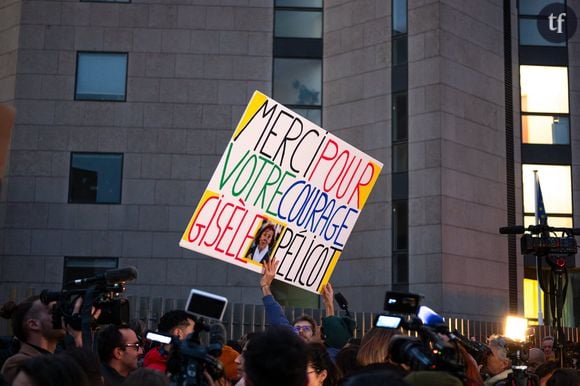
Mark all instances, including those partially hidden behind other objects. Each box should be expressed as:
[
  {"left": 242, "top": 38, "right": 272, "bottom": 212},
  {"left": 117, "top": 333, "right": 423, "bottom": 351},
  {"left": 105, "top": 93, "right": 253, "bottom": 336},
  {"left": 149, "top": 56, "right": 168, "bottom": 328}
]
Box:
[
  {"left": 537, "top": 253, "right": 569, "bottom": 368},
  {"left": 505, "top": 367, "right": 539, "bottom": 386}
]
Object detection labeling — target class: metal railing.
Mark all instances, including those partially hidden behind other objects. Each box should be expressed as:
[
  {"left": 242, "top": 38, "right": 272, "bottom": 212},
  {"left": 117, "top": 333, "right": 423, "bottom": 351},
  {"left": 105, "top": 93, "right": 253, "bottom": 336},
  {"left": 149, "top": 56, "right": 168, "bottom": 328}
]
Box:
[{"left": 1, "top": 289, "right": 578, "bottom": 346}]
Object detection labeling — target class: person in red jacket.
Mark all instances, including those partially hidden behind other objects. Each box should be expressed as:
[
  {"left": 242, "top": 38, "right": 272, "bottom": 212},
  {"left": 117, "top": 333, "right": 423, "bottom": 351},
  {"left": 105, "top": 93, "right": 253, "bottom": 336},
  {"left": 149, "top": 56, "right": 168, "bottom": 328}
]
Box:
[{"left": 143, "top": 310, "right": 195, "bottom": 373}]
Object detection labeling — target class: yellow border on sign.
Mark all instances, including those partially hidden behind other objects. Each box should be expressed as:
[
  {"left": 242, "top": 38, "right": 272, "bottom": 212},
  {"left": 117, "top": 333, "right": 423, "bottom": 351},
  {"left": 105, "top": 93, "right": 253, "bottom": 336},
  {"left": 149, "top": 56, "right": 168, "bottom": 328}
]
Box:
[
  {"left": 232, "top": 91, "right": 268, "bottom": 141},
  {"left": 181, "top": 190, "right": 220, "bottom": 243},
  {"left": 317, "top": 249, "right": 342, "bottom": 293},
  {"left": 356, "top": 161, "right": 382, "bottom": 210}
]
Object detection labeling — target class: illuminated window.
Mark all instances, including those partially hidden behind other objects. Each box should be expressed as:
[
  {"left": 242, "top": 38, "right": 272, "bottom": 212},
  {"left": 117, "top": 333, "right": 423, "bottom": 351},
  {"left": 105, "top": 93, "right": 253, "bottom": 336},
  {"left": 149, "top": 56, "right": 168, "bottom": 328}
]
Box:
[
  {"left": 520, "top": 65, "right": 568, "bottom": 113},
  {"left": 522, "top": 164, "right": 572, "bottom": 218},
  {"left": 522, "top": 114, "right": 569, "bottom": 144},
  {"left": 524, "top": 278, "right": 545, "bottom": 322}
]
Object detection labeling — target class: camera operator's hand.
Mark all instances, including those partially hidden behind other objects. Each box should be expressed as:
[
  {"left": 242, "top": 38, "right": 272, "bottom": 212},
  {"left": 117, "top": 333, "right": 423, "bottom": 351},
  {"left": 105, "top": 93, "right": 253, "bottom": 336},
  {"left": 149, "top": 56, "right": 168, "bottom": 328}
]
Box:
[
  {"left": 321, "top": 283, "right": 335, "bottom": 316},
  {"left": 67, "top": 297, "right": 102, "bottom": 347},
  {"left": 260, "top": 259, "right": 278, "bottom": 296}
]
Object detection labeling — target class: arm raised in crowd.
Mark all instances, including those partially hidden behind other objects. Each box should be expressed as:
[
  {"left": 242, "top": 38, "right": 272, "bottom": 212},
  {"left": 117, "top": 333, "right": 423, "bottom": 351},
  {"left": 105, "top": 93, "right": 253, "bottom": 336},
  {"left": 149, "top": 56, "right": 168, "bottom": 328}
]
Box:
[
  {"left": 321, "top": 283, "right": 335, "bottom": 317},
  {"left": 260, "top": 259, "right": 291, "bottom": 327}
]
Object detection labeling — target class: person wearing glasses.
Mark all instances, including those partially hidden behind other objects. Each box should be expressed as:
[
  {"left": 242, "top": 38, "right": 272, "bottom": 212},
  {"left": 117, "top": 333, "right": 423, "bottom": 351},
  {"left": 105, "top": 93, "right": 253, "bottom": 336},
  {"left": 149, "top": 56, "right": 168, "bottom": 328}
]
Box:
[
  {"left": 97, "top": 324, "right": 142, "bottom": 386},
  {"left": 260, "top": 259, "right": 355, "bottom": 360}
]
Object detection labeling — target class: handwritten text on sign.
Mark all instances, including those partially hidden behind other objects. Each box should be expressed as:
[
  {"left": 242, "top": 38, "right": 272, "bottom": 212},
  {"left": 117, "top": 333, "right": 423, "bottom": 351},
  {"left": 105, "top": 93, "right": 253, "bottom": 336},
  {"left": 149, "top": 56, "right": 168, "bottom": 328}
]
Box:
[{"left": 180, "top": 92, "right": 382, "bottom": 293}]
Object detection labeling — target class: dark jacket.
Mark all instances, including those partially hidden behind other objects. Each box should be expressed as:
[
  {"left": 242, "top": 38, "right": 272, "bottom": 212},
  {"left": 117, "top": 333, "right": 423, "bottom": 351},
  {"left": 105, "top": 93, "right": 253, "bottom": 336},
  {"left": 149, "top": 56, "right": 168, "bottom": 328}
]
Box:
[{"left": 100, "top": 363, "right": 126, "bottom": 386}]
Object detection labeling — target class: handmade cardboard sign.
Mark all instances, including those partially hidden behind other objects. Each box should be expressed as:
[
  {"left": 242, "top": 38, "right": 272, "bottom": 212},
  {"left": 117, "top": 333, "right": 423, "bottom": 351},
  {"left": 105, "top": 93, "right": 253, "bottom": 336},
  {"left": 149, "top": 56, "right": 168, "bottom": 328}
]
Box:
[{"left": 180, "top": 91, "right": 383, "bottom": 293}]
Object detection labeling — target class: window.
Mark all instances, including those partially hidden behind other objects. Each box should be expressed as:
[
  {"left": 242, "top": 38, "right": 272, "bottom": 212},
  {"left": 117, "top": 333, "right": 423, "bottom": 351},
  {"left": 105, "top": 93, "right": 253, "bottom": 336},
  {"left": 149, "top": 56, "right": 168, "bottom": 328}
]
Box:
[
  {"left": 275, "top": 0, "right": 322, "bottom": 6},
  {"left": 275, "top": 10, "right": 322, "bottom": 38},
  {"left": 522, "top": 114, "right": 569, "bottom": 144},
  {"left": 522, "top": 164, "right": 572, "bottom": 226},
  {"left": 81, "top": 0, "right": 130, "bottom": 3},
  {"left": 63, "top": 257, "right": 118, "bottom": 290},
  {"left": 392, "top": 0, "right": 408, "bottom": 35},
  {"left": 392, "top": 200, "right": 408, "bottom": 251},
  {"left": 273, "top": 58, "right": 321, "bottom": 106},
  {"left": 519, "top": 0, "right": 562, "bottom": 16},
  {"left": 392, "top": 93, "right": 408, "bottom": 141},
  {"left": 520, "top": 65, "right": 568, "bottom": 113},
  {"left": 69, "top": 152, "right": 123, "bottom": 204},
  {"left": 292, "top": 108, "right": 321, "bottom": 126},
  {"left": 519, "top": 19, "right": 566, "bottom": 47},
  {"left": 392, "top": 143, "right": 408, "bottom": 173},
  {"left": 75, "top": 52, "right": 128, "bottom": 101}
]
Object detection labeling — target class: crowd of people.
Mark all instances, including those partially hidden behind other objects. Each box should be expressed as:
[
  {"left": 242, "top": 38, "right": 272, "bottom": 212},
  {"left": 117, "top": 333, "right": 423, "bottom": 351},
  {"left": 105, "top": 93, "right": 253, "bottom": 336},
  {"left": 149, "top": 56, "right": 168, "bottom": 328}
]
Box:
[{"left": 0, "top": 259, "right": 579, "bottom": 386}]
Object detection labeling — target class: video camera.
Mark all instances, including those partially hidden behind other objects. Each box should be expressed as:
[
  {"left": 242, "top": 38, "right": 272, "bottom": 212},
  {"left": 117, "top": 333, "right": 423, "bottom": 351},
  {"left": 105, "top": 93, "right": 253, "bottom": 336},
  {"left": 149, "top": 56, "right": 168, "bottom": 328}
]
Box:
[
  {"left": 145, "top": 289, "right": 229, "bottom": 386},
  {"left": 499, "top": 225, "right": 579, "bottom": 268},
  {"left": 39, "top": 266, "right": 137, "bottom": 330},
  {"left": 147, "top": 320, "right": 225, "bottom": 386},
  {"left": 375, "top": 292, "right": 466, "bottom": 380}
]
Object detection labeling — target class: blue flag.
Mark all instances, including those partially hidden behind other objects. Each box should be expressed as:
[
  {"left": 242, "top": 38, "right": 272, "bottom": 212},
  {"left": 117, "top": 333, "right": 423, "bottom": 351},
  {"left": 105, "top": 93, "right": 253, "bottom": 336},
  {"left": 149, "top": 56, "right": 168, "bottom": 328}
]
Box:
[{"left": 535, "top": 172, "right": 547, "bottom": 226}]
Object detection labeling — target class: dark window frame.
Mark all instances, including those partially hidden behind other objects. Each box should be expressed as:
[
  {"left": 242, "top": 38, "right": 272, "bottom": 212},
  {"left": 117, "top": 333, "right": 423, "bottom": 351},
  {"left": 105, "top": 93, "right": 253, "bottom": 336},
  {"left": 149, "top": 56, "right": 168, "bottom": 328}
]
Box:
[
  {"left": 80, "top": 0, "right": 131, "bottom": 3},
  {"left": 63, "top": 256, "right": 119, "bottom": 290},
  {"left": 68, "top": 152, "right": 124, "bottom": 205}
]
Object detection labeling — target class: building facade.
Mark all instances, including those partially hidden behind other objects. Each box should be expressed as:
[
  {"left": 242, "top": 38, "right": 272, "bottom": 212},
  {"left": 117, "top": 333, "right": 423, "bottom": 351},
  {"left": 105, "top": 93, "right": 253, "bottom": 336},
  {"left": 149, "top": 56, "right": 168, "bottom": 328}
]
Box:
[{"left": 0, "top": 0, "right": 579, "bottom": 325}]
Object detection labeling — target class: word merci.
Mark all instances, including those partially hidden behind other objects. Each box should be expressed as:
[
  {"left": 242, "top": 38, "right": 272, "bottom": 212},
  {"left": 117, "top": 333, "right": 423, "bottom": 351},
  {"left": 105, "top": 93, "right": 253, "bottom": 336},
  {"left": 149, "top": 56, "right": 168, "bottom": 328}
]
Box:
[
  {"left": 233, "top": 99, "right": 377, "bottom": 210},
  {"left": 181, "top": 91, "right": 383, "bottom": 293}
]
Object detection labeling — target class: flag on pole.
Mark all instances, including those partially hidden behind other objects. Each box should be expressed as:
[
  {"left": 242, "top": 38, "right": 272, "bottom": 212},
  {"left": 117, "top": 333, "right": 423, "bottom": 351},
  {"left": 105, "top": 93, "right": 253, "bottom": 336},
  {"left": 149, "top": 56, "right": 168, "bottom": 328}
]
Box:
[
  {"left": 533, "top": 170, "right": 545, "bottom": 325},
  {"left": 534, "top": 171, "right": 547, "bottom": 226}
]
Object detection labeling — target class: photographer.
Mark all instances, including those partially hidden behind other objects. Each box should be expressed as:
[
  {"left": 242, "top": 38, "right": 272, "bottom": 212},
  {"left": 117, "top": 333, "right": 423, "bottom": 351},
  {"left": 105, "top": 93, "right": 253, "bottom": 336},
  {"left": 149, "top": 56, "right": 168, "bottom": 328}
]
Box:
[
  {"left": 0, "top": 296, "right": 66, "bottom": 384},
  {"left": 143, "top": 310, "right": 196, "bottom": 373},
  {"left": 482, "top": 335, "right": 512, "bottom": 386}
]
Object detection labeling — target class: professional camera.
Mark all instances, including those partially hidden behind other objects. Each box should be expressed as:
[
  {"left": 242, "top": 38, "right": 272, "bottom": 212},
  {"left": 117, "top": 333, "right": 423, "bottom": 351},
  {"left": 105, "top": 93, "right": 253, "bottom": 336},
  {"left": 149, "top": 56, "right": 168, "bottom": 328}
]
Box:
[
  {"left": 39, "top": 267, "right": 137, "bottom": 330},
  {"left": 147, "top": 319, "right": 225, "bottom": 386},
  {"left": 449, "top": 330, "right": 492, "bottom": 365},
  {"left": 376, "top": 292, "right": 466, "bottom": 380}
]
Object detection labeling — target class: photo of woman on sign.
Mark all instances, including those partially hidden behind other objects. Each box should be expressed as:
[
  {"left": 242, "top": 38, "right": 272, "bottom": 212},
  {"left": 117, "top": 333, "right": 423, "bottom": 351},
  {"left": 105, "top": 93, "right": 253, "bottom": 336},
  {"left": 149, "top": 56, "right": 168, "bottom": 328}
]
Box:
[{"left": 246, "top": 222, "right": 278, "bottom": 264}]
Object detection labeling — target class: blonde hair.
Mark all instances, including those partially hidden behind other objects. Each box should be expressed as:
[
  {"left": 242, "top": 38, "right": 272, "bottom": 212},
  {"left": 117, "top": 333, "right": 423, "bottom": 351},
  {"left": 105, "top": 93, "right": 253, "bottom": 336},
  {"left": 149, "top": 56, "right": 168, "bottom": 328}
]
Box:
[{"left": 356, "top": 327, "right": 398, "bottom": 367}]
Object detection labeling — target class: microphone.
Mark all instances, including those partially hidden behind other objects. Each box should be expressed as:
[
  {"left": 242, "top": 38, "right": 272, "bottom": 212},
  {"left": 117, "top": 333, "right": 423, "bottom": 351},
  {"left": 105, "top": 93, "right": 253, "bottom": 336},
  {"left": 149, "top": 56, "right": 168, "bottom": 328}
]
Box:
[
  {"left": 334, "top": 292, "right": 351, "bottom": 316},
  {"left": 208, "top": 322, "right": 225, "bottom": 357},
  {"left": 209, "top": 322, "right": 226, "bottom": 346},
  {"left": 69, "top": 266, "right": 138, "bottom": 286},
  {"left": 417, "top": 306, "right": 445, "bottom": 326},
  {"left": 499, "top": 226, "right": 526, "bottom": 234}
]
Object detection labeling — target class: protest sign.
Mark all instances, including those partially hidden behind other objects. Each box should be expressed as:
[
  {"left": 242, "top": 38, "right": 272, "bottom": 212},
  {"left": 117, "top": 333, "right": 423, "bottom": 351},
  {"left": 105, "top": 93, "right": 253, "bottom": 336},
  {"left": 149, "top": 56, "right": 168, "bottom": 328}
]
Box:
[{"left": 180, "top": 91, "right": 383, "bottom": 293}]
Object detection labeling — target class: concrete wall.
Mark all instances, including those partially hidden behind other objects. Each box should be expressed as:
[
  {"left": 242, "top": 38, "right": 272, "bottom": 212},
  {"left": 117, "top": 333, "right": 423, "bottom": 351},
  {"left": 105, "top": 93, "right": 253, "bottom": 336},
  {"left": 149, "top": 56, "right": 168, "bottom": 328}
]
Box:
[
  {"left": 408, "top": 1, "right": 510, "bottom": 320},
  {"left": 323, "top": 0, "right": 392, "bottom": 311},
  {"left": 0, "top": 0, "right": 274, "bottom": 305}
]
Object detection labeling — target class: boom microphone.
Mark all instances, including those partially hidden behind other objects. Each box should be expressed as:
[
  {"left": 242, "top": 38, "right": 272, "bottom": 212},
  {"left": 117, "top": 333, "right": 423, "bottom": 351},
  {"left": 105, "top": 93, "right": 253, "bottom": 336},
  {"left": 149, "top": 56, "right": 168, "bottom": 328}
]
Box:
[{"left": 69, "top": 266, "right": 138, "bottom": 286}]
